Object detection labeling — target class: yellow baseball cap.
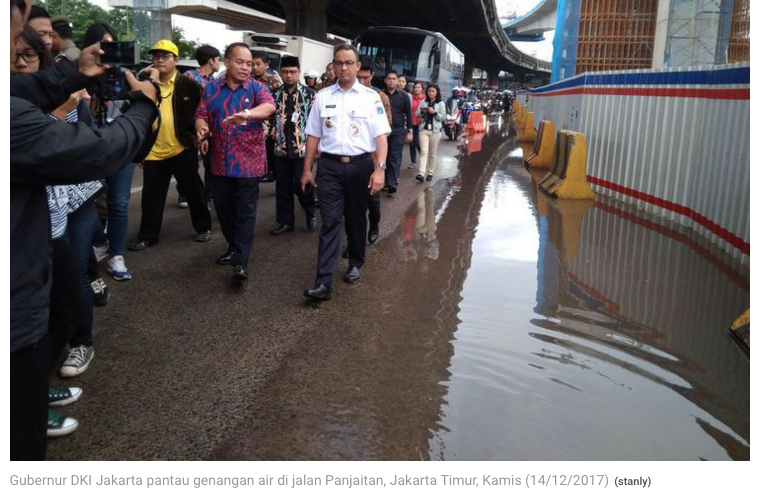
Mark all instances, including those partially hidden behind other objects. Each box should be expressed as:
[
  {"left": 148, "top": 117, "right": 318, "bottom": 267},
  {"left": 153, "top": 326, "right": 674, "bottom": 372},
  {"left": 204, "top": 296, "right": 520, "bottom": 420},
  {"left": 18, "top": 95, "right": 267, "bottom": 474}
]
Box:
[{"left": 148, "top": 39, "right": 179, "bottom": 57}]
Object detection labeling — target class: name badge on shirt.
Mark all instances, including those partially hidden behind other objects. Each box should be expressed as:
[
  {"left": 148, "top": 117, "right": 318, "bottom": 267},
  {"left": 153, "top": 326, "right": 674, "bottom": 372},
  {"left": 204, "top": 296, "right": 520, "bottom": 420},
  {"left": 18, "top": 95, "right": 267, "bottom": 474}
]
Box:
[
  {"left": 326, "top": 104, "right": 336, "bottom": 108},
  {"left": 291, "top": 111, "right": 300, "bottom": 123}
]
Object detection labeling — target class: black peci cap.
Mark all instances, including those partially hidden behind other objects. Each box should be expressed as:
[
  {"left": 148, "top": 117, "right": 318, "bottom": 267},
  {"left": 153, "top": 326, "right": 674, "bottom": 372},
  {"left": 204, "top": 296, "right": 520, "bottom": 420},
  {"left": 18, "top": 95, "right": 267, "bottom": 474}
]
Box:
[{"left": 280, "top": 56, "right": 300, "bottom": 69}]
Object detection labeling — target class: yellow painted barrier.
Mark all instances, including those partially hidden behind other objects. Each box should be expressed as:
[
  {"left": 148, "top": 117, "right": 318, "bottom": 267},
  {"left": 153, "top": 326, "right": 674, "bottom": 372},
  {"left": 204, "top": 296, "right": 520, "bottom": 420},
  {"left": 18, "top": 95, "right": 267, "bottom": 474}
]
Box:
[
  {"left": 729, "top": 309, "right": 749, "bottom": 351},
  {"left": 518, "top": 111, "right": 537, "bottom": 142},
  {"left": 525, "top": 120, "right": 556, "bottom": 169},
  {"left": 539, "top": 130, "right": 596, "bottom": 200}
]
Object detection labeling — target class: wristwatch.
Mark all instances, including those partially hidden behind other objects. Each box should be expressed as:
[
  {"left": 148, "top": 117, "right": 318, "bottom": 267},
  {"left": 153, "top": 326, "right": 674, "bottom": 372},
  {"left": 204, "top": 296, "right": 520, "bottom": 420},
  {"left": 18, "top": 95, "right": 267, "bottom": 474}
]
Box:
[{"left": 376, "top": 162, "right": 387, "bottom": 170}]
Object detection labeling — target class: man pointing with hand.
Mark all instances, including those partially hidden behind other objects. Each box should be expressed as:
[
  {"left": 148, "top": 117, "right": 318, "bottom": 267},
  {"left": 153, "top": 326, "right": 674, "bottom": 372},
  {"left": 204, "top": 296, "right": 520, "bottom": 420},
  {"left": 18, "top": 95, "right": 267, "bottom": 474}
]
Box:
[{"left": 195, "top": 43, "right": 275, "bottom": 282}]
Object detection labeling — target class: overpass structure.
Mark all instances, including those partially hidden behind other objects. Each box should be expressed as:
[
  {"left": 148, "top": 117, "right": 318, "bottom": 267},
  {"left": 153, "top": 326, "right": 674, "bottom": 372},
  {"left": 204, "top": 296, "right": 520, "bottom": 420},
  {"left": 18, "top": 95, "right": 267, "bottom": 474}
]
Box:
[
  {"left": 228, "top": 0, "right": 550, "bottom": 79},
  {"left": 113, "top": 0, "right": 551, "bottom": 80},
  {"left": 502, "top": 0, "right": 557, "bottom": 42}
]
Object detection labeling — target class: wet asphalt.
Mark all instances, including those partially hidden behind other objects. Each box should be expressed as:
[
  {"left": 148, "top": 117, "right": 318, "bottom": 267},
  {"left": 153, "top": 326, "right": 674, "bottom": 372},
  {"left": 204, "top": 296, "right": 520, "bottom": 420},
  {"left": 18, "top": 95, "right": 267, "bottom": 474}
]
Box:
[
  {"left": 46, "top": 118, "right": 502, "bottom": 460},
  {"left": 46, "top": 114, "right": 749, "bottom": 460}
]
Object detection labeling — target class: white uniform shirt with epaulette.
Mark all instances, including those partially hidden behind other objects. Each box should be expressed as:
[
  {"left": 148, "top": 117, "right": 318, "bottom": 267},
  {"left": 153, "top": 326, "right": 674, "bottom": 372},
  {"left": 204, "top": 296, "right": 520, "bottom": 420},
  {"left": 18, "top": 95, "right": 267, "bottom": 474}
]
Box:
[{"left": 305, "top": 80, "right": 391, "bottom": 155}]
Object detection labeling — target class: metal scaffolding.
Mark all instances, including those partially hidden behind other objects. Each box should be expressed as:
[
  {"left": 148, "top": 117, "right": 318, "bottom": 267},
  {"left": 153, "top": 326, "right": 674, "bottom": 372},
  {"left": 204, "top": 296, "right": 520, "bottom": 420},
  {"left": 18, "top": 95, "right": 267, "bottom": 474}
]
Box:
[
  {"left": 728, "top": 0, "right": 750, "bottom": 62},
  {"left": 664, "top": 0, "right": 736, "bottom": 67},
  {"left": 576, "top": 0, "right": 658, "bottom": 73}
]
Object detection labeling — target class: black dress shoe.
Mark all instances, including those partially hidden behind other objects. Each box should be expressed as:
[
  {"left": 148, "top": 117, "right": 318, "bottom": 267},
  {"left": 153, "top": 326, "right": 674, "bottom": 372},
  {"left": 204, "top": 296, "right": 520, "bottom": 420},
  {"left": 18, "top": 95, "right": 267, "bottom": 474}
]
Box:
[
  {"left": 216, "top": 251, "right": 234, "bottom": 265},
  {"left": 232, "top": 265, "right": 248, "bottom": 282},
  {"left": 343, "top": 266, "right": 361, "bottom": 284},
  {"left": 367, "top": 224, "right": 379, "bottom": 244},
  {"left": 306, "top": 215, "right": 317, "bottom": 231},
  {"left": 271, "top": 224, "right": 294, "bottom": 235},
  {"left": 128, "top": 239, "right": 156, "bottom": 251},
  {"left": 415, "top": 174, "right": 425, "bottom": 183},
  {"left": 386, "top": 186, "right": 397, "bottom": 195},
  {"left": 303, "top": 284, "right": 332, "bottom": 301}
]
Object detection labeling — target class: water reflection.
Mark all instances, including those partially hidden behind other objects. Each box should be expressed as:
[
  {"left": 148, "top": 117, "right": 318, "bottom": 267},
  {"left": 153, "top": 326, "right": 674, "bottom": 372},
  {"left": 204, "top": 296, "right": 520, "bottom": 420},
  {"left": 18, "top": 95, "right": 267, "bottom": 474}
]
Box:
[{"left": 427, "top": 127, "right": 750, "bottom": 460}]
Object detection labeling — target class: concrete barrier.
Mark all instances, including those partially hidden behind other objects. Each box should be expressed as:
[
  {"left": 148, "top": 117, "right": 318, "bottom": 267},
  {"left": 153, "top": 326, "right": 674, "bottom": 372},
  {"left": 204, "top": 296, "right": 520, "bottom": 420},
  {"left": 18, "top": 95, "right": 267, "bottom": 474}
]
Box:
[
  {"left": 467, "top": 111, "right": 486, "bottom": 133},
  {"left": 525, "top": 120, "right": 555, "bottom": 169},
  {"left": 539, "top": 130, "right": 595, "bottom": 200},
  {"left": 729, "top": 309, "right": 749, "bottom": 352},
  {"left": 517, "top": 111, "right": 537, "bottom": 142}
]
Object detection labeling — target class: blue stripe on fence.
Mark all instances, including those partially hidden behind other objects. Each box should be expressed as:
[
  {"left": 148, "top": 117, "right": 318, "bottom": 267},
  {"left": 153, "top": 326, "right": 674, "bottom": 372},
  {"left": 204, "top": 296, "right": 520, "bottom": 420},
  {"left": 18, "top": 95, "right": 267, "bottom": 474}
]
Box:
[{"left": 534, "top": 66, "right": 750, "bottom": 94}]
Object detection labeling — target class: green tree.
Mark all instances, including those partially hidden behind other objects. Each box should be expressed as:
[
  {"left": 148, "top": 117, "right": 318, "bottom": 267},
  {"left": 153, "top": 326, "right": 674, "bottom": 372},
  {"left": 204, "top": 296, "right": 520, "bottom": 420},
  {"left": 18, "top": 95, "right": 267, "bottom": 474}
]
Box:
[{"left": 172, "top": 26, "right": 200, "bottom": 59}]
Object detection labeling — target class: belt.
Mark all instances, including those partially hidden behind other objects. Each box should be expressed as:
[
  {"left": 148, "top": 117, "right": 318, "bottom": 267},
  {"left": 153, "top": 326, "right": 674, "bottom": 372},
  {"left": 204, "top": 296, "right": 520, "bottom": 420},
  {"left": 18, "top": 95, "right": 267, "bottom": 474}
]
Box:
[{"left": 321, "top": 152, "right": 372, "bottom": 164}]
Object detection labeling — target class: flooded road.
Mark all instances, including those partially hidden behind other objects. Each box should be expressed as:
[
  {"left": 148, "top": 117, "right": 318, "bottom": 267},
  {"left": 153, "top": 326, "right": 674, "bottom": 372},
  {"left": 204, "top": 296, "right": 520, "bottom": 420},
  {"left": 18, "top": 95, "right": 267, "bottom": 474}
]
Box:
[
  {"left": 217, "top": 118, "right": 749, "bottom": 461},
  {"left": 48, "top": 116, "right": 749, "bottom": 461}
]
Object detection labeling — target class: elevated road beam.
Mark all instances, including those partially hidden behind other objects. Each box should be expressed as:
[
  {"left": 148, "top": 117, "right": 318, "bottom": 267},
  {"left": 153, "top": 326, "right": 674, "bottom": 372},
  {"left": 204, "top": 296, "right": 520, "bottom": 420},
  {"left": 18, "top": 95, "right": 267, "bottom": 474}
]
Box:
[{"left": 502, "top": 0, "right": 557, "bottom": 41}]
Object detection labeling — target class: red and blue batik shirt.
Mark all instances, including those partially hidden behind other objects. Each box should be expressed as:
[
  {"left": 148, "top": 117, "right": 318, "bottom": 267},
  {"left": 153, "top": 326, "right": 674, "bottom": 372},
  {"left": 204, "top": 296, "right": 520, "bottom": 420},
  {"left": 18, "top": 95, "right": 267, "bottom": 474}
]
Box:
[
  {"left": 184, "top": 69, "right": 214, "bottom": 90},
  {"left": 195, "top": 78, "right": 274, "bottom": 178}
]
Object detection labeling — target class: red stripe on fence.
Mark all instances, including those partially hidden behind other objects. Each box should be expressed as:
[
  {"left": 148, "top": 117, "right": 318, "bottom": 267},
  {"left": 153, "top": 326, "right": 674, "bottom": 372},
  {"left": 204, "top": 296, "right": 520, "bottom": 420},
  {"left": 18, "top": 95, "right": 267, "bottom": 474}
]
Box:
[
  {"left": 532, "top": 87, "right": 749, "bottom": 100},
  {"left": 587, "top": 176, "right": 750, "bottom": 256},
  {"left": 594, "top": 202, "right": 750, "bottom": 293}
]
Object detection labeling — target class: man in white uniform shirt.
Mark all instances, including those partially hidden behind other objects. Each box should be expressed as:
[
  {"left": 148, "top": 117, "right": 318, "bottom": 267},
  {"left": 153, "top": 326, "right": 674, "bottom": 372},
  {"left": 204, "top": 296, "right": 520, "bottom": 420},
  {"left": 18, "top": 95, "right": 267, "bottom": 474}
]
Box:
[{"left": 301, "top": 44, "right": 391, "bottom": 301}]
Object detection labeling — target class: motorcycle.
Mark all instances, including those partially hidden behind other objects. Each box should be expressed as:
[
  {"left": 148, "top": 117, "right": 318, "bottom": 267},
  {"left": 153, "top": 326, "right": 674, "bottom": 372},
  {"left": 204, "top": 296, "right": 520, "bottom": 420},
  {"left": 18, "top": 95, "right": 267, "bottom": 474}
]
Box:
[
  {"left": 444, "top": 100, "right": 462, "bottom": 141},
  {"left": 489, "top": 98, "right": 504, "bottom": 114},
  {"left": 460, "top": 101, "right": 474, "bottom": 128}
]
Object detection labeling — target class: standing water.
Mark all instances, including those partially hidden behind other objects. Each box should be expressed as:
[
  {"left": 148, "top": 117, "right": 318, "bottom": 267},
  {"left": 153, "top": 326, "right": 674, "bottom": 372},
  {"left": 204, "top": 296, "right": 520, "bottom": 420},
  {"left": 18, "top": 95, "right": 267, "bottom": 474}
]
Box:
[{"left": 425, "top": 121, "right": 749, "bottom": 460}]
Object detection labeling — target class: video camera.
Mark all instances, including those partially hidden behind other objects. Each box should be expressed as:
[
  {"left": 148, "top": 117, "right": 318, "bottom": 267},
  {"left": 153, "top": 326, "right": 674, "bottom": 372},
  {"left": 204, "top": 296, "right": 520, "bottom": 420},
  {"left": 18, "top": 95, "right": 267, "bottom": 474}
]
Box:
[{"left": 97, "top": 41, "right": 150, "bottom": 101}]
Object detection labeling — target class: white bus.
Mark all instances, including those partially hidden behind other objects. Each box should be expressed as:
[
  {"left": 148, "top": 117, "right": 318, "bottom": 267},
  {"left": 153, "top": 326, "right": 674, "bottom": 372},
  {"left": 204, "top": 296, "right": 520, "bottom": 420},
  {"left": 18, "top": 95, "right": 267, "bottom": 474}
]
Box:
[{"left": 356, "top": 26, "right": 464, "bottom": 96}]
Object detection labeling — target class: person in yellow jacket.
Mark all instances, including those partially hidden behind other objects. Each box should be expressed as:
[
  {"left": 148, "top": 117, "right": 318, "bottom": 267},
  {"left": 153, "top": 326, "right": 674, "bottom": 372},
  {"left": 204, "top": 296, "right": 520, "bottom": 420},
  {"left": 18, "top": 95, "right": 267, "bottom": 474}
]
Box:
[{"left": 130, "top": 40, "right": 212, "bottom": 251}]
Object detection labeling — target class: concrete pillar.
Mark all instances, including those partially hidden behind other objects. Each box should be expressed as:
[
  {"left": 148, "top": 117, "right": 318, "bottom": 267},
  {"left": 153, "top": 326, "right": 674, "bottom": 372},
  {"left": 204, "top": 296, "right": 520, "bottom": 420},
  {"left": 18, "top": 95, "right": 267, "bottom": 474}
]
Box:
[
  {"left": 150, "top": 10, "right": 172, "bottom": 42},
  {"left": 463, "top": 64, "right": 474, "bottom": 86},
  {"left": 487, "top": 72, "right": 500, "bottom": 89},
  {"left": 652, "top": 0, "right": 672, "bottom": 69},
  {"left": 279, "top": 0, "right": 331, "bottom": 42}
]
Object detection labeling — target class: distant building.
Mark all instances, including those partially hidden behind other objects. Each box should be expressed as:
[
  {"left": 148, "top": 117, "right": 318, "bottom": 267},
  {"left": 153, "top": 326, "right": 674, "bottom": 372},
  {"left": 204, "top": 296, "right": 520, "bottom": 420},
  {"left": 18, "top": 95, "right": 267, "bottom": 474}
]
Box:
[{"left": 552, "top": 0, "right": 750, "bottom": 82}]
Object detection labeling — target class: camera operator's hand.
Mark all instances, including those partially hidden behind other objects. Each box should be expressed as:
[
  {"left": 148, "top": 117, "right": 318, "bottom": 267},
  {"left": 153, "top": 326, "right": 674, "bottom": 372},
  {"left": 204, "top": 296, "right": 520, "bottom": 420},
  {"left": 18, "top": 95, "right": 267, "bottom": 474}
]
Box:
[
  {"left": 50, "top": 89, "right": 89, "bottom": 121},
  {"left": 125, "top": 72, "right": 158, "bottom": 103},
  {"left": 79, "top": 44, "right": 110, "bottom": 78},
  {"left": 141, "top": 67, "right": 160, "bottom": 82}
]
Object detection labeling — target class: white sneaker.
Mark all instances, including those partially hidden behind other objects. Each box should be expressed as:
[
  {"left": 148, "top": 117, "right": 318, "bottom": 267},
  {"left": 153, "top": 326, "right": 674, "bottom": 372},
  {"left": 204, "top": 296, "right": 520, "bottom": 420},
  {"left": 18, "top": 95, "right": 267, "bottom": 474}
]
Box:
[
  {"left": 107, "top": 255, "right": 132, "bottom": 281},
  {"left": 60, "top": 345, "right": 95, "bottom": 378},
  {"left": 47, "top": 409, "right": 79, "bottom": 437},
  {"left": 93, "top": 241, "right": 110, "bottom": 262}
]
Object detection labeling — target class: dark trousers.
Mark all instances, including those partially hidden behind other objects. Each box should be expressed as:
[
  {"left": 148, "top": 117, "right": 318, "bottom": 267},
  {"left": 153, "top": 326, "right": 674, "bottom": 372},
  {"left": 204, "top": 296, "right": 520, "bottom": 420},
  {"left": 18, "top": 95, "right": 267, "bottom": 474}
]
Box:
[
  {"left": 138, "top": 147, "right": 211, "bottom": 243},
  {"left": 368, "top": 193, "right": 381, "bottom": 226},
  {"left": 11, "top": 333, "right": 50, "bottom": 460},
  {"left": 274, "top": 156, "right": 315, "bottom": 227},
  {"left": 211, "top": 175, "right": 259, "bottom": 266},
  {"left": 202, "top": 147, "right": 213, "bottom": 202},
  {"left": 67, "top": 202, "right": 101, "bottom": 348},
  {"left": 49, "top": 237, "right": 83, "bottom": 372},
  {"left": 409, "top": 126, "right": 421, "bottom": 163},
  {"left": 385, "top": 127, "right": 406, "bottom": 187},
  {"left": 314, "top": 154, "right": 374, "bottom": 286}
]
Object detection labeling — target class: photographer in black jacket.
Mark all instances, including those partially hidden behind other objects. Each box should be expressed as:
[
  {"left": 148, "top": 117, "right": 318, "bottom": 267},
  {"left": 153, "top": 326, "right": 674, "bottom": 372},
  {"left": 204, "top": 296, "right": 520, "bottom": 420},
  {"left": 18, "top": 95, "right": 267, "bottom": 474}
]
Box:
[{"left": 10, "top": 0, "right": 159, "bottom": 460}]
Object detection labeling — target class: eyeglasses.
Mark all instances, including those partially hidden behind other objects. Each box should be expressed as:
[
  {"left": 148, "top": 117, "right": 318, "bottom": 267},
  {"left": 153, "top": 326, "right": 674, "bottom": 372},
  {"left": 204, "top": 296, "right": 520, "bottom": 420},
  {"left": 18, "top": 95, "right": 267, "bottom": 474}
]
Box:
[
  {"left": 280, "top": 69, "right": 299, "bottom": 75},
  {"left": 151, "top": 53, "right": 174, "bottom": 61},
  {"left": 332, "top": 60, "right": 356, "bottom": 68},
  {"left": 14, "top": 51, "right": 40, "bottom": 63}
]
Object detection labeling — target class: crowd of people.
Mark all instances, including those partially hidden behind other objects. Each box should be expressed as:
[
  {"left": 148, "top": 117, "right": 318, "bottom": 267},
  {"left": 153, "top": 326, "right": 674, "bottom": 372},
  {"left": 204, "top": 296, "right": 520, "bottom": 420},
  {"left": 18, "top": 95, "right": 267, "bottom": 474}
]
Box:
[{"left": 10, "top": 1, "right": 457, "bottom": 460}]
